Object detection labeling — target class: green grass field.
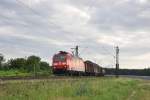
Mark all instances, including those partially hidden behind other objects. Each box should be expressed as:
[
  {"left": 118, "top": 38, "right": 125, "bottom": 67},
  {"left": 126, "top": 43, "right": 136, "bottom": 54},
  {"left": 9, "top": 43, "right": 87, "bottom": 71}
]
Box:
[
  {"left": 0, "top": 70, "right": 51, "bottom": 77},
  {"left": 0, "top": 70, "right": 32, "bottom": 77},
  {"left": 0, "top": 77, "right": 149, "bottom": 100}
]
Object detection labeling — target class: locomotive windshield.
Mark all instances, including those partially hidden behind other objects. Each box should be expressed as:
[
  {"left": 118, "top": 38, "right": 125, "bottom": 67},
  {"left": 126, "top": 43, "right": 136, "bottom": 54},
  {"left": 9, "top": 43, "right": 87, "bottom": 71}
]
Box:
[{"left": 54, "top": 55, "right": 66, "bottom": 62}]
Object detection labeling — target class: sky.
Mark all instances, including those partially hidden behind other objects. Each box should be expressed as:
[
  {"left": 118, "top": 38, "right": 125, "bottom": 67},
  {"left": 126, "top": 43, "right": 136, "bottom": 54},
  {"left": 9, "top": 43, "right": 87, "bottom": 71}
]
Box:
[{"left": 0, "top": 0, "right": 150, "bottom": 69}]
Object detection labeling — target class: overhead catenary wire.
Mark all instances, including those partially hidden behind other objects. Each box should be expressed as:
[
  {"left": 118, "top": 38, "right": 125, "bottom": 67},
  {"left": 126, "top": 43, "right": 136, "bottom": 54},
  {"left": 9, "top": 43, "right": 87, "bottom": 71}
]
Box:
[
  {"left": 15, "top": 0, "right": 80, "bottom": 47},
  {"left": 15, "top": 0, "right": 62, "bottom": 29},
  {"left": 15, "top": 0, "right": 116, "bottom": 68},
  {"left": 96, "top": 45, "right": 116, "bottom": 68},
  {"left": 87, "top": 0, "right": 116, "bottom": 68},
  {"left": 88, "top": 0, "right": 97, "bottom": 9},
  {"left": 78, "top": 46, "right": 112, "bottom": 67},
  {"left": 78, "top": 46, "right": 88, "bottom": 56},
  {"left": 101, "top": 46, "right": 115, "bottom": 58},
  {"left": 100, "top": 45, "right": 116, "bottom": 68}
]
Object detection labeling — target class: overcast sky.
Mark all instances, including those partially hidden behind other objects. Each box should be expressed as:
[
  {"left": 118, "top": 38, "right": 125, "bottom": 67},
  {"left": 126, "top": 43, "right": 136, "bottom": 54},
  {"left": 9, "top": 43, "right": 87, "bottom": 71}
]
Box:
[{"left": 0, "top": 0, "right": 150, "bottom": 69}]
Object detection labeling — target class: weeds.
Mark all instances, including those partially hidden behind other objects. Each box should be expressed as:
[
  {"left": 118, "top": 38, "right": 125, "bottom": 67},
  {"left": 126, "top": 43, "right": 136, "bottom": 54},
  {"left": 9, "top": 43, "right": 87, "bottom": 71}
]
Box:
[{"left": 0, "top": 78, "right": 149, "bottom": 100}]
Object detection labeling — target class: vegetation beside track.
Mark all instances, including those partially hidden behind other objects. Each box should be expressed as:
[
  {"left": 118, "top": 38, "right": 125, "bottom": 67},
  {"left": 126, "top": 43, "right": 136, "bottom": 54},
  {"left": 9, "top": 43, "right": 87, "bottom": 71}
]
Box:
[
  {"left": 0, "top": 70, "right": 51, "bottom": 78},
  {"left": 0, "top": 54, "right": 52, "bottom": 78},
  {"left": 0, "top": 70, "right": 31, "bottom": 77},
  {"left": 0, "top": 77, "right": 149, "bottom": 100}
]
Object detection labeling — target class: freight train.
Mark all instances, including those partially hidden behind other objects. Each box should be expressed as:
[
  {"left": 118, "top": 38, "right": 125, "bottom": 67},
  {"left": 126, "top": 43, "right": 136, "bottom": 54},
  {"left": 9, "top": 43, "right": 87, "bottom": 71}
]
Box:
[{"left": 52, "top": 51, "right": 105, "bottom": 76}]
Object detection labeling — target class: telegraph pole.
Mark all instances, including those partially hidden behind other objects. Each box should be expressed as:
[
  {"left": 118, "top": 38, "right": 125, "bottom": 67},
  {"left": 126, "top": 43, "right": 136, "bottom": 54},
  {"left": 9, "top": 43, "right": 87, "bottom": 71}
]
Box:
[{"left": 115, "top": 46, "right": 119, "bottom": 78}]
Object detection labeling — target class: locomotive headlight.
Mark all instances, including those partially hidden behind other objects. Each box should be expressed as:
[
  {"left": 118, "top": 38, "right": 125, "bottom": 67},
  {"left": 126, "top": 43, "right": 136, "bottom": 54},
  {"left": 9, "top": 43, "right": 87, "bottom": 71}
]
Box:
[
  {"left": 53, "top": 66, "right": 56, "bottom": 69},
  {"left": 53, "top": 63, "right": 58, "bottom": 66},
  {"left": 64, "top": 66, "right": 67, "bottom": 68},
  {"left": 62, "top": 62, "right": 66, "bottom": 65}
]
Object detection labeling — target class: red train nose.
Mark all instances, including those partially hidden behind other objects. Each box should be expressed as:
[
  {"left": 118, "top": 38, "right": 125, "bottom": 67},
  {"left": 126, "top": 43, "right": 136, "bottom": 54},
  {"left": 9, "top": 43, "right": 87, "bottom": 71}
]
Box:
[
  {"left": 53, "top": 63, "right": 58, "bottom": 66},
  {"left": 53, "top": 62, "right": 66, "bottom": 65},
  {"left": 62, "top": 62, "right": 66, "bottom": 65},
  {"left": 53, "top": 62, "right": 67, "bottom": 69}
]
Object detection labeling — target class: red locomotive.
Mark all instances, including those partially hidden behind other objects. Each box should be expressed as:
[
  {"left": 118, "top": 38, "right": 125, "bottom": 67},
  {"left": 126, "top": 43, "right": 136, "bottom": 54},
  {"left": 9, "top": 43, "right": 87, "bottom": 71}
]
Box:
[
  {"left": 52, "top": 51, "right": 105, "bottom": 76},
  {"left": 52, "top": 51, "right": 85, "bottom": 75}
]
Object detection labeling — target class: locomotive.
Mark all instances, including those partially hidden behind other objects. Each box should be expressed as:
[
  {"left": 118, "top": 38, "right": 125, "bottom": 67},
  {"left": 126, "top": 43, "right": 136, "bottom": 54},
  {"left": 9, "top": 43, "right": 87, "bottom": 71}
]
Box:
[{"left": 52, "top": 51, "right": 105, "bottom": 76}]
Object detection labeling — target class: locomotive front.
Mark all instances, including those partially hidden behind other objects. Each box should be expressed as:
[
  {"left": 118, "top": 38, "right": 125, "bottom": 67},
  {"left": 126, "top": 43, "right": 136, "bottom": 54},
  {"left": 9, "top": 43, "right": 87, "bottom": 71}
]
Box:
[{"left": 52, "top": 51, "right": 68, "bottom": 74}]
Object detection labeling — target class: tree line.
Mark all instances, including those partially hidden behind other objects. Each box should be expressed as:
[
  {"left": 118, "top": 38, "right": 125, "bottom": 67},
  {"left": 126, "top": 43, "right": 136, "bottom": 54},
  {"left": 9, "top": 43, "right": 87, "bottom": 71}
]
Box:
[
  {"left": 0, "top": 53, "right": 51, "bottom": 74},
  {"left": 105, "top": 68, "right": 150, "bottom": 76}
]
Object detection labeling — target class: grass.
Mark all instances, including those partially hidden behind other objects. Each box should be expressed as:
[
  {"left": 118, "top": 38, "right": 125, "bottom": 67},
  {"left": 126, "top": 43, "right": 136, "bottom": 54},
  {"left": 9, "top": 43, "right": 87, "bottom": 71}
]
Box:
[
  {"left": 0, "top": 70, "right": 51, "bottom": 77},
  {"left": 0, "top": 70, "right": 31, "bottom": 77},
  {"left": 0, "top": 77, "right": 149, "bottom": 100}
]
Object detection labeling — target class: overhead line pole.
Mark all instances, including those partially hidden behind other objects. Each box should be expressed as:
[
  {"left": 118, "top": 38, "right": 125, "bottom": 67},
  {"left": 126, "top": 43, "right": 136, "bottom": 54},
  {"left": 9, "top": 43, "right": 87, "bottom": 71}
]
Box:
[
  {"left": 76, "top": 46, "right": 79, "bottom": 57},
  {"left": 115, "top": 46, "right": 119, "bottom": 78},
  {"left": 71, "top": 46, "right": 79, "bottom": 57}
]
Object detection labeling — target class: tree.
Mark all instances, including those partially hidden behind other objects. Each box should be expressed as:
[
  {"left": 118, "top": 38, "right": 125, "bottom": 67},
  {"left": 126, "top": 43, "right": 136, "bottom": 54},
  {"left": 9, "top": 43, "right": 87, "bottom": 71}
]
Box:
[
  {"left": 0, "top": 53, "right": 4, "bottom": 69},
  {"left": 40, "top": 61, "right": 50, "bottom": 70},
  {"left": 8, "top": 58, "right": 26, "bottom": 70},
  {"left": 26, "top": 55, "right": 41, "bottom": 73}
]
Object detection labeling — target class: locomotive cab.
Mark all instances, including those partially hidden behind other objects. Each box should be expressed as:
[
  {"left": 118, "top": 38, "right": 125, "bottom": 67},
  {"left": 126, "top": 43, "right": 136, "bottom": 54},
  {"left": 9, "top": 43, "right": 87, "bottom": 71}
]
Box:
[{"left": 52, "top": 51, "right": 68, "bottom": 74}]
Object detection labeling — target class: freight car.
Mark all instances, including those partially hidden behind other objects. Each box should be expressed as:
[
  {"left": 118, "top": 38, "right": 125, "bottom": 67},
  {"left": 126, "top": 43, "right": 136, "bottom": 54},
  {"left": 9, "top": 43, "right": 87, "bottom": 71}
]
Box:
[
  {"left": 52, "top": 51, "right": 105, "bottom": 76},
  {"left": 84, "top": 60, "right": 105, "bottom": 76}
]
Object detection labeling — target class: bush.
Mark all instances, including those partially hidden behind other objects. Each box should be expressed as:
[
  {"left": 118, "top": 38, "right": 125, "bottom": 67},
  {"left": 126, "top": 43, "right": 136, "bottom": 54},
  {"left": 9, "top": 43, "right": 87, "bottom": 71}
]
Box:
[
  {"left": 8, "top": 58, "right": 26, "bottom": 69},
  {"left": 26, "top": 55, "right": 41, "bottom": 72},
  {"left": 40, "top": 61, "right": 50, "bottom": 70},
  {"left": 0, "top": 54, "right": 52, "bottom": 76}
]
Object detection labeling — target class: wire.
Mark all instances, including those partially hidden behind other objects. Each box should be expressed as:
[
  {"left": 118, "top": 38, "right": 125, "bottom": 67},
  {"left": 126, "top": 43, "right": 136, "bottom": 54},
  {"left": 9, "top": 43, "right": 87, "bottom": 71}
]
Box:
[
  {"left": 87, "top": 0, "right": 116, "bottom": 60},
  {"left": 101, "top": 46, "right": 115, "bottom": 57},
  {"left": 88, "top": 0, "right": 96, "bottom": 9},
  {"left": 101, "top": 46, "right": 116, "bottom": 68},
  {"left": 79, "top": 46, "right": 88, "bottom": 56},
  {"left": 15, "top": 0, "right": 81, "bottom": 46},
  {"left": 15, "top": 0, "right": 61, "bottom": 29},
  {"left": 15, "top": 0, "right": 116, "bottom": 68}
]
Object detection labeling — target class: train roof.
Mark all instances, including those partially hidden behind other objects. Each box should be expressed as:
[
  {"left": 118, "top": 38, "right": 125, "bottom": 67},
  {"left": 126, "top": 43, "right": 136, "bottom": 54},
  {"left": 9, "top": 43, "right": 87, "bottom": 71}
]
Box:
[
  {"left": 84, "top": 60, "right": 103, "bottom": 68},
  {"left": 54, "top": 51, "right": 83, "bottom": 60}
]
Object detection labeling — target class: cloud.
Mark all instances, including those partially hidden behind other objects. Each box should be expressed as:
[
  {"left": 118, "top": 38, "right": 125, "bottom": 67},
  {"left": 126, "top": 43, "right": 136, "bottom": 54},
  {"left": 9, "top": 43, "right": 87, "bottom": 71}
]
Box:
[{"left": 0, "top": 0, "right": 150, "bottom": 69}]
